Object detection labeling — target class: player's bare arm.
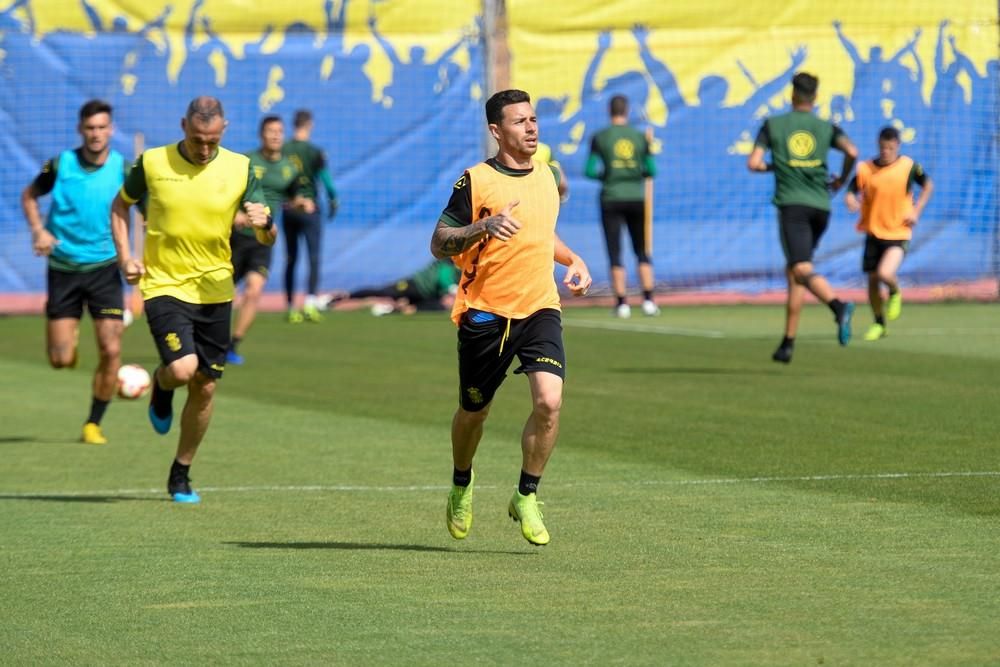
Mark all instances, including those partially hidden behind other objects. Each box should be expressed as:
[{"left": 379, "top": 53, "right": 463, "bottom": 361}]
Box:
[
  {"left": 829, "top": 134, "right": 859, "bottom": 192},
  {"left": 110, "top": 192, "right": 144, "bottom": 284},
  {"left": 21, "top": 184, "right": 57, "bottom": 256},
  {"left": 747, "top": 146, "right": 770, "bottom": 173},
  {"left": 555, "top": 235, "right": 592, "bottom": 296},
  {"left": 431, "top": 200, "right": 522, "bottom": 258},
  {"left": 906, "top": 175, "right": 934, "bottom": 226}
]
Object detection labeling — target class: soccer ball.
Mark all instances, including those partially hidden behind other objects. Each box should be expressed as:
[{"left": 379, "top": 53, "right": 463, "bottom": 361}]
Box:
[{"left": 117, "top": 364, "right": 151, "bottom": 400}]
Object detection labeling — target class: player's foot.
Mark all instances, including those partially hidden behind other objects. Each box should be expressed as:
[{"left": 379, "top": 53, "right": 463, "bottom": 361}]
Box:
[
  {"left": 615, "top": 303, "right": 631, "bottom": 319},
  {"left": 446, "top": 470, "right": 475, "bottom": 540},
  {"left": 167, "top": 467, "right": 200, "bottom": 504},
  {"left": 772, "top": 341, "right": 793, "bottom": 364},
  {"left": 80, "top": 422, "right": 107, "bottom": 445},
  {"left": 508, "top": 490, "right": 549, "bottom": 546},
  {"left": 863, "top": 323, "right": 887, "bottom": 341},
  {"left": 887, "top": 291, "right": 902, "bottom": 321},
  {"left": 148, "top": 368, "right": 173, "bottom": 435},
  {"left": 286, "top": 309, "right": 304, "bottom": 324},
  {"left": 836, "top": 302, "right": 855, "bottom": 346},
  {"left": 225, "top": 349, "right": 245, "bottom": 365},
  {"left": 641, "top": 299, "right": 660, "bottom": 316},
  {"left": 303, "top": 304, "right": 323, "bottom": 322}
]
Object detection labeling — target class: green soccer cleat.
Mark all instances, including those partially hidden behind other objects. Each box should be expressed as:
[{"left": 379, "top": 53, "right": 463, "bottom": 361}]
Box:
[
  {"left": 886, "top": 291, "right": 902, "bottom": 321},
  {"left": 446, "top": 470, "right": 474, "bottom": 539},
  {"left": 287, "top": 309, "right": 304, "bottom": 324},
  {"left": 863, "top": 323, "right": 887, "bottom": 341},
  {"left": 508, "top": 490, "right": 549, "bottom": 546}
]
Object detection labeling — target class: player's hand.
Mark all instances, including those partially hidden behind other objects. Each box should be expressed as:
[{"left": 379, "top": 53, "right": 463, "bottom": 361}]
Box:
[
  {"left": 299, "top": 198, "right": 317, "bottom": 215},
  {"left": 483, "top": 200, "right": 522, "bottom": 242},
  {"left": 243, "top": 202, "right": 269, "bottom": 228},
  {"left": 327, "top": 199, "right": 338, "bottom": 220},
  {"left": 232, "top": 211, "right": 250, "bottom": 230},
  {"left": 903, "top": 212, "right": 919, "bottom": 227},
  {"left": 845, "top": 192, "right": 861, "bottom": 213},
  {"left": 563, "top": 257, "right": 592, "bottom": 297},
  {"left": 827, "top": 175, "right": 844, "bottom": 193},
  {"left": 31, "top": 228, "right": 58, "bottom": 256},
  {"left": 121, "top": 258, "right": 145, "bottom": 285}
]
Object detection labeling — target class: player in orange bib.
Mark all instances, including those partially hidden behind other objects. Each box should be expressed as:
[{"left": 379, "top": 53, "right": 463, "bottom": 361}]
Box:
[
  {"left": 845, "top": 127, "right": 933, "bottom": 341},
  {"left": 431, "top": 89, "right": 592, "bottom": 546}
]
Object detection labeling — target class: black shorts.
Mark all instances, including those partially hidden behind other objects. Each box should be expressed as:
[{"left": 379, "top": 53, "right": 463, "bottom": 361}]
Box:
[
  {"left": 601, "top": 199, "right": 649, "bottom": 266},
  {"left": 46, "top": 262, "right": 124, "bottom": 320},
  {"left": 778, "top": 205, "right": 830, "bottom": 266},
  {"left": 457, "top": 308, "right": 565, "bottom": 412},
  {"left": 862, "top": 235, "right": 908, "bottom": 273},
  {"left": 231, "top": 232, "right": 272, "bottom": 283},
  {"left": 144, "top": 296, "right": 232, "bottom": 379}
]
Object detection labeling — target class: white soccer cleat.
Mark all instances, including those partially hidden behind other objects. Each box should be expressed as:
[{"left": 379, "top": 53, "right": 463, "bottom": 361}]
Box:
[
  {"left": 641, "top": 300, "right": 660, "bottom": 316},
  {"left": 615, "top": 303, "right": 631, "bottom": 319}
]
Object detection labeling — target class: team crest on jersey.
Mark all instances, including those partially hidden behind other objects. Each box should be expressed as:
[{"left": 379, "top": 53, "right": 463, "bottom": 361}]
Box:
[
  {"left": 282, "top": 166, "right": 292, "bottom": 180},
  {"left": 788, "top": 131, "right": 816, "bottom": 158},
  {"left": 254, "top": 166, "right": 266, "bottom": 180},
  {"left": 614, "top": 138, "right": 636, "bottom": 160}
]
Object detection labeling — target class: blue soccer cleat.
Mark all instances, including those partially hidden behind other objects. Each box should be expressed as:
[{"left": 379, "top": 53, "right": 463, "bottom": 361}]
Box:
[
  {"left": 225, "top": 349, "right": 244, "bottom": 365},
  {"left": 837, "top": 302, "right": 855, "bottom": 346}
]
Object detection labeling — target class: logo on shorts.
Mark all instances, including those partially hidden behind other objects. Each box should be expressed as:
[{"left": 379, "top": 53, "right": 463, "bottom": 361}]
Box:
[
  {"left": 466, "top": 387, "right": 484, "bottom": 405},
  {"left": 164, "top": 332, "right": 181, "bottom": 352},
  {"left": 210, "top": 363, "right": 225, "bottom": 372},
  {"left": 535, "top": 356, "right": 563, "bottom": 369}
]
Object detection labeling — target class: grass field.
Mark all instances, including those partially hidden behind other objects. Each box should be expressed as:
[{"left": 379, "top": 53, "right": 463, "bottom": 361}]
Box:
[{"left": 1, "top": 303, "right": 998, "bottom": 665}]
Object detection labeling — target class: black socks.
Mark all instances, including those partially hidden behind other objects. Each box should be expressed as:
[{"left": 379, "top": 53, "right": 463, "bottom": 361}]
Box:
[
  {"left": 453, "top": 466, "right": 472, "bottom": 488},
  {"left": 518, "top": 470, "right": 540, "bottom": 496},
  {"left": 87, "top": 397, "right": 109, "bottom": 425}
]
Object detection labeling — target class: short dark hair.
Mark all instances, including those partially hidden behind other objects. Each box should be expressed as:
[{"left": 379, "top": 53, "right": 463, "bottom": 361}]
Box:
[
  {"left": 485, "top": 89, "right": 531, "bottom": 125},
  {"left": 791, "top": 72, "right": 819, "bottom": 102},
  {"left": 259, "top": 115, "right": 283, "bottom": 134},
  {"left": 79, "top": 99, "right": 112, "bottom": 122},
  {"left": 186, "top": 96, "right": 225, "bottom": 124},
  {"left": 610, "top": 95, "right": 628, "bottom": 117},
  {"left": 293, "top": 109, "right": 313, "bottom": 128},
  {"left": 878, "top": 126, "right": 901, "bottom": 142}
]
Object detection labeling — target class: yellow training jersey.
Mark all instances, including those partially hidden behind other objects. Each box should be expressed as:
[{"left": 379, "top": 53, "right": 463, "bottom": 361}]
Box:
[
  {"left": 450, "top": 159, "right": 561, "bottom": 324},
  {"left": 121, "top": 143, "right": 264, "bottom": 304}
]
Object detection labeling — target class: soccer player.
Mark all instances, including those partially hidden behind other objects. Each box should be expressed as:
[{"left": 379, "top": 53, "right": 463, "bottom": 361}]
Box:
[
  {"left": 227, "top": 115, "right": 312, "bottom": 365},
  {"left": 110, "top": 97, "right": 273, "bottom": 503},
  {"left": 282, "top": 109, "right": 339, "bottom": 323},
  {"left": 430, "top": 89, "right": 592, "bottom": 546},
  {"left": 325, "top": 258, "right": 460, "bottom": 316},
  {"left": 748, "top": 72, "right": 859, "bottom": 364},
  {"left": 21, "top": 99, "right": 127, "bottom": 445},
  {"left": 585, "top": 94, "right": 659, "bottom": 318},
  {"left": 845, "top": 127, "right": 934, "bottom": 340}
]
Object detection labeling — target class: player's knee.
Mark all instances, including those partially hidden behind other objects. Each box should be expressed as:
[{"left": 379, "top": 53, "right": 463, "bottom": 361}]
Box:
[
  {"left": 99, "top": 339, "right": 122, "bottom": 363},
  {"left": 877, "top": 269, "right": 896, "bottom": 285},
  {"left": 166, "top": 358, "right": 199, "bottom": 385},
  {"left": 791, "top": 263, "right": 815, "bottom": 285},
  {"left": 532, "top": 393, "right": 562, "bottom": 421},
  {"left": 190, "top": 374, "right": 217, "bottom": 400}
]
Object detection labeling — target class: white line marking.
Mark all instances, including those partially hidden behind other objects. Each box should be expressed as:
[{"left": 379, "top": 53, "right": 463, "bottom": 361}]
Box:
[
  {"left": 1, "top": 471, "right": 996, "bottom": 498},
  {"left": 568, "top": 319, "right": 726, "bottom": 338}
]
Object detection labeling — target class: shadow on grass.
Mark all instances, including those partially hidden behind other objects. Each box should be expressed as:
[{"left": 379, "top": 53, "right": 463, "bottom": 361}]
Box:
[
  {"left": 0, "top": 494, "right": 164, "bottom": 503},
  {"left": 0, "top": 436, "right": 40, "bottom": 444},
  {"left": 225, "top": 541, "right": 535, "bottom": 556},
  {"left": 612, "top": 366, "right": 784, "bottom": 376}
]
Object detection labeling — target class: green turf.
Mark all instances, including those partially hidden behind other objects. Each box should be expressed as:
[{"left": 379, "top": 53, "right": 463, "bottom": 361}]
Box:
[{"left": 1, "top": 304, "right": 998, "bottom": 665}]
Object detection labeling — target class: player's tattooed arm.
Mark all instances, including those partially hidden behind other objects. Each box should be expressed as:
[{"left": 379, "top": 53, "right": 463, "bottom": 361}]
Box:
[{"left": 431, "top": 219, "right": 488, "bottom": 258}]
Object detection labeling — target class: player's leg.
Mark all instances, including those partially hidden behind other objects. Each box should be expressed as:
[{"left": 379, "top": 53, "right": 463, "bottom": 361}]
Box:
[
  {"left": 282, "top": 211, "right": 303, "bottom": 321},
  {"left": 301, "top": 213, "right": 323, "bottom": 322},
  {"left": 166, "top": 301, "right": 229, "bottom": 503},
  {"left": 508, "top": 309, "right": 565, "bottom": 545},
  {"left": 229, "top": 270, "right": 266, "bottom": 364},
  {"left": 45, "top": 265, "right": 84, "bottom": 368},
  {"left": 446, "top": 309, "right": 511, "bottom": 539},
  {"left": 601, "top": 202, "right": 628, "bottom": 317},
  {"left": 144, "top": 296, "right": 200, "bottom": 435},
  {"left": 625, "top": 201, "right": 659, "bottom": 316},
  {"left": 80, "top": 264, "right": 126, "bottom": 443},
  {"left": 862, "top": 236, "right": 887, "bottom": 340},
  {"left": 879, "top": 244, "right": 905, "bottom": 321}
]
